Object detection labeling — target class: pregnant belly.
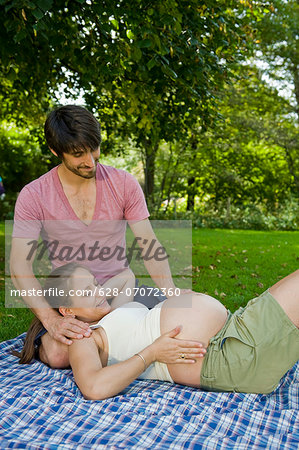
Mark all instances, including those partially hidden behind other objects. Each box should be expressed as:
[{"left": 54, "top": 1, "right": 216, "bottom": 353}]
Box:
[{"left": 160, "top": 293, "right": 228, "bottom": 387}]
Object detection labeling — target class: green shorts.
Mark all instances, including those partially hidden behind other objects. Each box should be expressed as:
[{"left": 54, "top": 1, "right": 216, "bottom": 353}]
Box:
[{"left": 200, "top": 290, "right": 299, "bottom": 394}]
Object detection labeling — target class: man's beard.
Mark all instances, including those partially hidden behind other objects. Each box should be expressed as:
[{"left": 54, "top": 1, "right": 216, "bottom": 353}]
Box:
[{"left": 62, "top": 159, "right": 98, "bottom": 179}]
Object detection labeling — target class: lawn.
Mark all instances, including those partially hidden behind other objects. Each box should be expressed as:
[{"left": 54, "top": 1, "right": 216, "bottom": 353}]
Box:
[
  {"left": 192, "top": 228, "right": 298, "bottom": 311},
  {"left": 0, "top": 222, "right": 298, "bottom": 342}
]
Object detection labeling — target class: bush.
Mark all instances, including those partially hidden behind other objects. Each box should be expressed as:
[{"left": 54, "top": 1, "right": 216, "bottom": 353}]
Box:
[
  {"left": 151, "top": 197, "right": 299, "bottom": 231},
  {"left": 0, "top": 192, "right": 18, "bottom": 220},
  {"left": 0, "top": 123, "right": 49, "bottom": 194}
]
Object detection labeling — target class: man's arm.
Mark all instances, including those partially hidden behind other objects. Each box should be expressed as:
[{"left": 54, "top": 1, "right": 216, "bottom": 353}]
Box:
[
  {"left": 101, "top": 268, "right": 136, "bottom": 309},
  {"left": 10, "top": 238, "right": 91, "bottom": 345},
  {"left": 129, "top": 219, "right": 177, "bottom": 297}
]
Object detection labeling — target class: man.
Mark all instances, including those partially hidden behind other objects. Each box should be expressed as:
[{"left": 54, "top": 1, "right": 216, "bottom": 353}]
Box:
[{"left": 10, "top": 105, "right": 190, "bottom": 368}]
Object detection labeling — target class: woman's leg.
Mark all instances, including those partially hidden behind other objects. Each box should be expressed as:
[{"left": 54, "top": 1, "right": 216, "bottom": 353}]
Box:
[{"left": 269, "top": 269, "right": 299, "bottom": 328}]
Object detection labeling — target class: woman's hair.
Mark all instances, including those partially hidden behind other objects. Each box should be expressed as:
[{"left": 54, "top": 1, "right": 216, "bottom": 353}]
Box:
[
  {"left": 12, "top": 262, "right": 88, "bottom": 364},
  {"left": 12, "top": 317, "right": 45, "bottom": 364},
  {"left": 43, "top": 262, "right": 87, "bottom": 308}
]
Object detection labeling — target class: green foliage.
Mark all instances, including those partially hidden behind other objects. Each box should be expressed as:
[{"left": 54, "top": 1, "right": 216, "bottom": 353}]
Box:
[
  {"left": 0, "top": 122, "right": 49, "bottom": 193},
  {"left": 254, "top": 0, "right": 299, "bottom": 107},
  {"left": 151, "top": 196, "right": 299, "bottom": 231},
  {"left": 0, "top": 0, "right": 252, "bottom": 118},
  {"left": 152, "top": 66, "right": 298, "bottom": 212},
  {"left": 193, "top": 199, "right": 298, "bottom": 231},
  {"left": 0, "top": 193, "right": 18, "bottom": 220},
  {"left": 249, "top": 0, "right": 299, "bottom": 194},
  {"left": 0, "top": 0, "right": 258, "bottom": 202},
  {"left": 0, "top": 0, "right": 296, "bottom": 220}
]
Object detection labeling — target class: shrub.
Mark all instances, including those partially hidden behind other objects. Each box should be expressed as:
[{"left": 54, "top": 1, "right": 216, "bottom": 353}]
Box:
[
  {"left": 151, "top": 197, "right": 298, "bottom": 231},
  {"left": 0, "top": 192, "right": 18, "bottom": 220}
]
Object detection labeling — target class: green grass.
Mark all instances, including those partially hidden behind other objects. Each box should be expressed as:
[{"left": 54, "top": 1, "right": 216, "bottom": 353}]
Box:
[
  {"left": 0, "top": 222, "right": 36, "bottom": 341},
  {"left": 0, "top": 223, "right": 298, "bottom": 342},
  {"left": 192, "top": 229, "right": 298, "bottom": 311}
]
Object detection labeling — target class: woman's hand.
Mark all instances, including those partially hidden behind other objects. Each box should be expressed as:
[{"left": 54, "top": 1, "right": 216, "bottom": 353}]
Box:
[{"left": 150, "top": 326, "right": 206, "bottom": 364}]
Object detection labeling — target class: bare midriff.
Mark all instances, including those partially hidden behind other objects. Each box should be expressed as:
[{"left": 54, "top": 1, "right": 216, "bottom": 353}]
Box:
[{"left": 160, "top": 293, "right": 228, "bottom": 388}]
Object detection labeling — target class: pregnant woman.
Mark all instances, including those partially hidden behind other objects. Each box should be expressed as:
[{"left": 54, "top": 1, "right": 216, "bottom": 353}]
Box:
[{"left": 15, "top": 264, "right": 299, "bottom": 399}]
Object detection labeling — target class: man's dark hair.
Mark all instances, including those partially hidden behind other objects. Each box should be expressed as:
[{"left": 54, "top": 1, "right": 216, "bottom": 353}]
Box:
[{"left": 44, "top": 105, "right": 102, "bottom": 158}]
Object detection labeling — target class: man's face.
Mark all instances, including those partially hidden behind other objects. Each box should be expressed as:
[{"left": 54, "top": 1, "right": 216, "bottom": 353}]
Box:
[{"left": 61, "top": 148, "right": 100, "bottom": 179}]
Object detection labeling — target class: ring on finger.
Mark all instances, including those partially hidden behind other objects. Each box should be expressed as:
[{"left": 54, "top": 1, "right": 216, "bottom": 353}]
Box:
[{"left": 180, "top": 353, "right": 185, "bottom": 359}]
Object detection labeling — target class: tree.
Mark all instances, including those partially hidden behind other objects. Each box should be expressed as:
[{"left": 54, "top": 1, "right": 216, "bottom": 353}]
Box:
[
  {"left": 254, "top": 0, "right": 299, "bottom": 122},
  {"left": 154, "top": 66, "right": 297, "bottom": 211},
  {"left": 252, "top": 0, "right": 299, "bottom": 193},
  {"left": 0, "top": 122, "right": 49, "bottom": 192},
  {"left": 0, "top": 0, "right": 257, "bottom": 205}
]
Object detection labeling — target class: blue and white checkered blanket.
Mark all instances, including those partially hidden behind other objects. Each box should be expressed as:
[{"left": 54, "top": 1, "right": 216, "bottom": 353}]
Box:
[{"left": 1, "top": 334, "right": 299, "bottom": 449}]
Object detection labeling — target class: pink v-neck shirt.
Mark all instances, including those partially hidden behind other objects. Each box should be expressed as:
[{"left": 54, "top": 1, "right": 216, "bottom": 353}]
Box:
[{"left": 13, "top": 164, "right": 149, "bottom": 283}]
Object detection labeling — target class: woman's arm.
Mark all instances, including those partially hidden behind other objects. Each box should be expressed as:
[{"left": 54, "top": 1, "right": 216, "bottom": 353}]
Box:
[
  {"left": 69, "top": 328, "right": 204, "bottom": 400},
  {"left": 69, "top": 334, "right": 153, "bottom": 400},
  {"left": 101, "top": 268, "right": 135, "bottom": 309}
]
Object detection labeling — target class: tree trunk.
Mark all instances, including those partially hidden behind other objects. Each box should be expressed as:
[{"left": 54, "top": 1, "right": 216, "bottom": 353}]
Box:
[
  {"left": 291, "top": 64, "right": 299, "bottom": 124},
  {"left": 164, "top": 155, "right": 181, "bottom": 214},
  {"left": 186, "top": 136, "right": 198, "bottom": 212},
  {"left": 186, "top": 176, "right": 195, "bottom": 211},
  {"left": 143, "top": 141, "right": 159, "bottom": 207},
  {"left": 157, "top": 143, "right": 173, "bottom": 213}
]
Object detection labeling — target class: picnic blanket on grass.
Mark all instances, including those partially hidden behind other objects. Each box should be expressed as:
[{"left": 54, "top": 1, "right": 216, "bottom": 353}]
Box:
[{"left": 0, "top": 334, "right": 299, "bottom": 449}]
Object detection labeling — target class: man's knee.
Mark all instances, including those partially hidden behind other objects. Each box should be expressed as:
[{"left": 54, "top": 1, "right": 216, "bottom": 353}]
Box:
[{"left": 39, "top": 333, "right": 70, "bottom": 369}]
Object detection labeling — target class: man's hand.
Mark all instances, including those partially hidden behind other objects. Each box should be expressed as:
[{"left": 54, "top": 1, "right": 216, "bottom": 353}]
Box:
[
  {"left": 44, "top": 315, "right": 92, "bottom": 345},
  {"left": 176, "top": 288, "right": 197, "bottom": 296},
  {"left": 165, "top": 288, "right": 197, "bottom": 299}
]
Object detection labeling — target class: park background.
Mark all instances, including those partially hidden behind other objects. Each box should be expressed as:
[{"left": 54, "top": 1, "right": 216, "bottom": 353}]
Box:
[{"left": 0, "top": 0, "right": 298, "bottom": 341}]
